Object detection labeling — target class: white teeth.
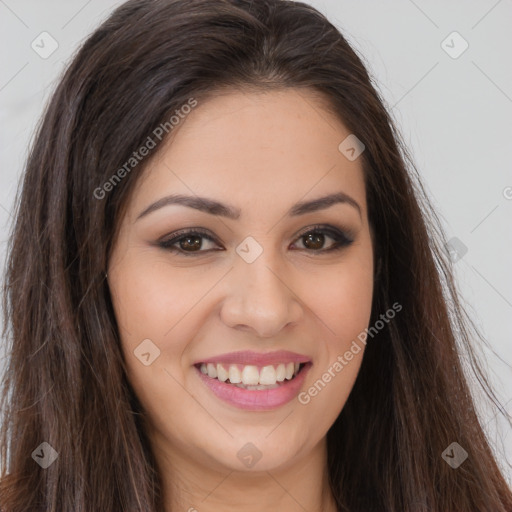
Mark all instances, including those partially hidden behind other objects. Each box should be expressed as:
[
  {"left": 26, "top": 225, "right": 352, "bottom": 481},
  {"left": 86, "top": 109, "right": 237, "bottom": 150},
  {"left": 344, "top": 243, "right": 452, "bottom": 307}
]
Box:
[
  {"left": 216, "top": 363, "right": 229, "bottom": 382},
  {"left": 276, "top": 364, "right": 286, "bottom": 382},
  {"left": 259, "top": 365, "right": 277, "bottom": 385},
  {"left": 199, "top": 362, "right": 304, "bottom": 386},
  {"left": 228, "top": 365, "right": 242, "bottom": 383},
  {"left": 206, "top": 363, "right": 217, "bottom": 378},
  {"left": 241, "top": 365, "right": 260, "bottom": 385}
]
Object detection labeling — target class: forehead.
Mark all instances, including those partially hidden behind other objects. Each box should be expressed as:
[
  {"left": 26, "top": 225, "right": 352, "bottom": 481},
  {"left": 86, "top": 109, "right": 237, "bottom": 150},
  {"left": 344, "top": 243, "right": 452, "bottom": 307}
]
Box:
[{"left": 127, "top": 88, "right": 367, "bottom": 221}]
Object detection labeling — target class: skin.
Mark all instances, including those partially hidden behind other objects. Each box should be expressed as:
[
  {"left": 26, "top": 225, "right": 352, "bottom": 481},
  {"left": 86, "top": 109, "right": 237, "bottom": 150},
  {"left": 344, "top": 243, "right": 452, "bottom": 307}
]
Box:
[{"left": 107, "top": 88, "right": 374, "bottom": 512}]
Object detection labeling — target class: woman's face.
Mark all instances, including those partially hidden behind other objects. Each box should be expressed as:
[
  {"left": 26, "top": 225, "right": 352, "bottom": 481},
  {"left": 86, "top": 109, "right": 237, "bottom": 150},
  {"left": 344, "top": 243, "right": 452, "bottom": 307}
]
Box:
[{"left": 107, "top": 88, "right": 374, "bottom": 475}]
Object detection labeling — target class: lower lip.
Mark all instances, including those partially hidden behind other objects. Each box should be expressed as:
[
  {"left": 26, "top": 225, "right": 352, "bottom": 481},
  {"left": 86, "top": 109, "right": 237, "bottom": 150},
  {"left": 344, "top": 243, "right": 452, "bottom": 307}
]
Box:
[{"left": 195, "top": 364, "right": 311, "bottom": 411}]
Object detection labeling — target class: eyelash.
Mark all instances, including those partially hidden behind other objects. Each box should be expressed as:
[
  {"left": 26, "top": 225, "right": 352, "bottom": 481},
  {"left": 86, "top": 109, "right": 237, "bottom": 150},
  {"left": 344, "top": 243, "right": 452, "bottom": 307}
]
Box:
[{"left": 157, "top": 224, "right": 354, "bottom": 257}]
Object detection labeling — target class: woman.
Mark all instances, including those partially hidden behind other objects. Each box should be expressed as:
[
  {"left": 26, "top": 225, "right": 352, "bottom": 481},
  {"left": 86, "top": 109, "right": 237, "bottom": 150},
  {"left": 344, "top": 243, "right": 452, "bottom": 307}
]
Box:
[{"left": 1, "top": 0, "right": 510, "bottom": 510}]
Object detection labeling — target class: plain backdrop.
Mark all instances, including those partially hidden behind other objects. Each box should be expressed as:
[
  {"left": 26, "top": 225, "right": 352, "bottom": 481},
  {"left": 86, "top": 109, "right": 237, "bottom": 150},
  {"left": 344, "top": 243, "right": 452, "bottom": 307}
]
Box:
[{"left": 0, "top": 0, "right": 511, "bottom": 484}]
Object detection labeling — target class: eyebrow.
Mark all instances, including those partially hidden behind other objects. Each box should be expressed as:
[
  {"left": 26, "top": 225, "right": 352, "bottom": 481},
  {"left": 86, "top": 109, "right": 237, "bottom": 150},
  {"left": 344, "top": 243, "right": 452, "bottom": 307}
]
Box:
[{"left": 135, "top": 191, "right": 362, "bottom": 221}]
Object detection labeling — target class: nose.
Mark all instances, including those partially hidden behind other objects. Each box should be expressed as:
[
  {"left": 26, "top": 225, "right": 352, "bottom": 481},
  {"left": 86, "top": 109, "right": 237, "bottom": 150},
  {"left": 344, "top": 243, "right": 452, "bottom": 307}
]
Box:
[{"left": 220, "top": 250, "right": 304, "bottom": 338}]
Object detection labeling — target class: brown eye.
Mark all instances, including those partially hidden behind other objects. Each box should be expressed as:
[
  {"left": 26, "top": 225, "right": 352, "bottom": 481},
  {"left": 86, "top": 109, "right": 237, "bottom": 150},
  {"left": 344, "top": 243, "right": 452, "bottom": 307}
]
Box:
[
  {"left": 158, "top": 229, "right": 221, "bottom": 256},
  {"left": 292, "top": 225, "right": 353, "bottom": 253}
]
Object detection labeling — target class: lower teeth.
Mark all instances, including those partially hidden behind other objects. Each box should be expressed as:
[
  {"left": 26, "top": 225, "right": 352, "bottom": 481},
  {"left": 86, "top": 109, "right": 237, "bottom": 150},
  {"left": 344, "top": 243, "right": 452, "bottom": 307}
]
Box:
[{"left": 230, "top": 382, "right": 281, "bottom": 390}]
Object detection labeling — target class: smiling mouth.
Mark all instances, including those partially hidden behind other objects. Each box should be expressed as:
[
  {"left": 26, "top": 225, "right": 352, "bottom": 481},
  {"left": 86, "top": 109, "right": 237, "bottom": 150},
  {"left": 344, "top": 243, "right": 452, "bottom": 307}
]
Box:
[{"left": 194, "top": 362, "right": 307, "bottom": 390}]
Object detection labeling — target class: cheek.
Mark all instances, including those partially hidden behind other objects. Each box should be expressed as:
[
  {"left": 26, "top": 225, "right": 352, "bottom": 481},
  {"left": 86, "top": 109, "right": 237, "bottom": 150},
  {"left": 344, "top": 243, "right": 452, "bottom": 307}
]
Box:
[
  {"left": 315, "top": 274, "right": 372, "bottom": 337},
  {"left": 107, "top": 256, "right": 187, "bottom": 392},
  {"left": 110, "top": 252, "right": 211, "bottom": 340},
  {"left": 294, "top": 246, "right": 373, "bottom": 415},
  {"left": 297, "top": 251, "right": 374, "bottom": 345},
  {"left": 108, "top": 252, "right": 231, "bottom": 399},
  {"left": 295, "top": 266, "right": 372, "bottom": 428},
  {"left": 296, "top": 346, "right": 363, "bottom": 441},
  {"left": 108, "top": 256, "right": 203, "bottom": 425}
]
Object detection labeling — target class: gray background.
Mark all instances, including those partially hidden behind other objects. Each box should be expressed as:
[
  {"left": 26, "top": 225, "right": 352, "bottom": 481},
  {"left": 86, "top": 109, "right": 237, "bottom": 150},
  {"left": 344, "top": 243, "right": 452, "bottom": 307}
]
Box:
[{"left": 0, "top": 0, "right": 511, "bottom": 483}]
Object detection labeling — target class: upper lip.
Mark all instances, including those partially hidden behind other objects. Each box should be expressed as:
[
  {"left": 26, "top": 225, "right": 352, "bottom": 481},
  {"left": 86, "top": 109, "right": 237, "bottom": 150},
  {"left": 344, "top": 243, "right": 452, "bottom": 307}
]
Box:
[{"left": 193, "top": 350, "right": 311, "bottom": 367}]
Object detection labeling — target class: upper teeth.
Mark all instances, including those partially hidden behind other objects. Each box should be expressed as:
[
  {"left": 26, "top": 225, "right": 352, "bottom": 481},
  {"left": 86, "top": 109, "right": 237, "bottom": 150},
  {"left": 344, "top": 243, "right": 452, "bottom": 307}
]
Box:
[{"left": 199, "top": 362, "right": 301, "bottom": 385}]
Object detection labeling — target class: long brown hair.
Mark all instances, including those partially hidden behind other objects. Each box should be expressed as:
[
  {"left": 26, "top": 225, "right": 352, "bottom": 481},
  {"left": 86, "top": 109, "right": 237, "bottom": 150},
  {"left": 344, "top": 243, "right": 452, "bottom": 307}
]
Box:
[{"left": 1, "top": 0, "right": 510, "bottom": 510}]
